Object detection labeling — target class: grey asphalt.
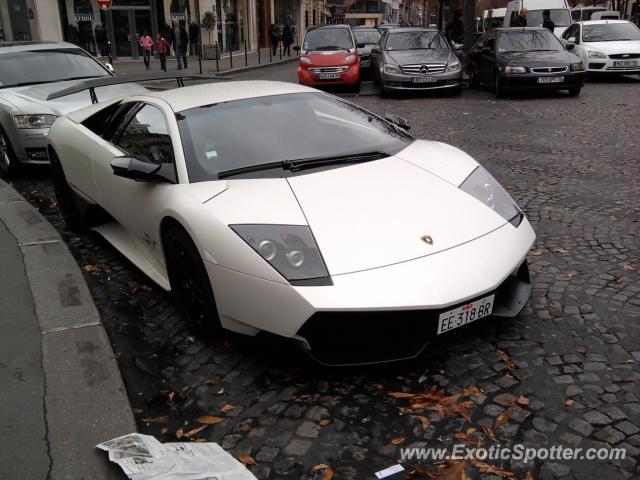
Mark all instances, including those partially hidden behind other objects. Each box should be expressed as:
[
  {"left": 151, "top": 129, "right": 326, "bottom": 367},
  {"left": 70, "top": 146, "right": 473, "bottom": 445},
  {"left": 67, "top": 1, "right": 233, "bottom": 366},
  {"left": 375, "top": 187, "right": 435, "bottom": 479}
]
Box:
[{"left": 0, "top": 180, "right": 135, "bottom": 479}]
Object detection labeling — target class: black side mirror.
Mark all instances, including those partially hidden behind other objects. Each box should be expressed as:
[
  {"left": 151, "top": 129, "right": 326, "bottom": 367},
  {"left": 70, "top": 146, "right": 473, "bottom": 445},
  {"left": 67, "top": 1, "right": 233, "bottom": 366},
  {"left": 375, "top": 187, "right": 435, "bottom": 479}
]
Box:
[
  {"left": 371, "top": 47, "right": 381, "bottom": 54},
  {"left": 566, "top": 43, "right": 575, "bottom": 50},
  {"left": 384, "top": 113, "right": 410, "bottom": 130},
  {"left": 356, "top": 42, "right": 366, "bottom": 49},
  {"left": 293, "top": 45, "right": 301, "bottom": 51},
  {"left": 111, "top": 156, "right": 161, "bottom": 181}
]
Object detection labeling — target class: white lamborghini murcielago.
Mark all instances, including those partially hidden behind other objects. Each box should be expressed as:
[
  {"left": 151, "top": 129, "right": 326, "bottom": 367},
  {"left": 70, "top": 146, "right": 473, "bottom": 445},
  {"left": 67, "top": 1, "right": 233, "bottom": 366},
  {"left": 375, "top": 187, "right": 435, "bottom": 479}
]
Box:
[{"left": 47, "top": 77, "right": 535, "bottom": 365}]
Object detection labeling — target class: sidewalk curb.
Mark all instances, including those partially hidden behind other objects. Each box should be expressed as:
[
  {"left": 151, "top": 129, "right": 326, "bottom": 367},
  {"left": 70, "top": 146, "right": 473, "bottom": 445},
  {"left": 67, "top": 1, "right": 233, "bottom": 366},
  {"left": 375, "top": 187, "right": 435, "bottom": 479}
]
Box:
[{"left": 0, "top": 180, "right": 135, "bottom": 479}]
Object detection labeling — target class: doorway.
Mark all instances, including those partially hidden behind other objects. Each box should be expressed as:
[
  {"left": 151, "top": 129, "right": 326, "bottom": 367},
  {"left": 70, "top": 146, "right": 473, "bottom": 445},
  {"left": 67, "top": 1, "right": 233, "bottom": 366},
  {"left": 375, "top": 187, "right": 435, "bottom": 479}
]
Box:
[{"left": 109, "top": 8, "right": 154, "bottom": 59}]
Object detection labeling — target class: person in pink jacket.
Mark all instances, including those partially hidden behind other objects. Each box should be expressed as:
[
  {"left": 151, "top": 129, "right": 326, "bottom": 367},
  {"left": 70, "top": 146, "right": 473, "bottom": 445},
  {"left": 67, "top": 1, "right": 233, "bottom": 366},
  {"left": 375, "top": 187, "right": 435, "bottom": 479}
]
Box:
[{"left": 139, "top": 31, "right": 153, "bottom": 70}]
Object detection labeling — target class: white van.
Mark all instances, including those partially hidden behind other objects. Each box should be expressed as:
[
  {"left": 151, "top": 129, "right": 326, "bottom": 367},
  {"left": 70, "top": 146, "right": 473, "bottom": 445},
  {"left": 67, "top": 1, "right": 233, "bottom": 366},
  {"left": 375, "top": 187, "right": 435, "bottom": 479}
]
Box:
[
  {"left": 503, "top": 0, "right": 573, "bottom": 37},
  {"left": 483, "top": 8, "right": 507, "bottom": 31}
]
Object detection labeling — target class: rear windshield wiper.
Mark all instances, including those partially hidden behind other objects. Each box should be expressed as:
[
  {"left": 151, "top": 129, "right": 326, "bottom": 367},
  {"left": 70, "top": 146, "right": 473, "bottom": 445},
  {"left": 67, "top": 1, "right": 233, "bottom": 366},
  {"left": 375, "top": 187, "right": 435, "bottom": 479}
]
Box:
[{"left": 217, "top": 151, "right": 388, "bottom": 178}]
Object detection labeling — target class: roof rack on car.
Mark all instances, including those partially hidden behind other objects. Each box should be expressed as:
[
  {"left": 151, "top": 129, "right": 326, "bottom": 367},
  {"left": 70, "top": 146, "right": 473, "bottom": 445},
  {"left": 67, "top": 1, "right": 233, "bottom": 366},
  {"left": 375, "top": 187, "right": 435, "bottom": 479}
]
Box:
[{"left": 46, "top": 72, "right": 230, "bottom": 104}]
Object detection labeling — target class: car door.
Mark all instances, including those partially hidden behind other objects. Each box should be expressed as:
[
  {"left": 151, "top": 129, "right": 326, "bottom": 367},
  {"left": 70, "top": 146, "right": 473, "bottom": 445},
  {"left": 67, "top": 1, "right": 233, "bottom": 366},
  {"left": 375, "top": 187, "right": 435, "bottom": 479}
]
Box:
[
  {"left": 91, "top": 101, "right": 179, "bottom": 258},
  {"left": 469, "top": 34, "right": 485, "bottom": 80},
  {"left": 570, "top": 25, "right": 586, "bottom": 64},
  {"left": 479, "top": 33, "right": 497, "bottom": 84}
]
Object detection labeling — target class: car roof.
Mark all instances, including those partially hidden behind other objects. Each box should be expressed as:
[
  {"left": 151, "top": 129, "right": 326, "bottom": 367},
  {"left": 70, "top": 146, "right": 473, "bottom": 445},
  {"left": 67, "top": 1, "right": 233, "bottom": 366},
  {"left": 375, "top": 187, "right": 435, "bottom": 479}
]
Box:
[
  {"left": 577, "top": 19, "right": 632, "bottom": 25},
  {"left": 307, "top": 24, "right": 351, "bottom": 31},
  {"left": 493, "top": 27, "right": 549, "bottom": 32},
  {"left": 0, "top": 41, "right": 82, "bottom": 53},
  {"left": 386, "top": 27, "right": 440, "bottom": 33},
  {"left": 138, "top": 80, "right": 317, "bottom": 112}
]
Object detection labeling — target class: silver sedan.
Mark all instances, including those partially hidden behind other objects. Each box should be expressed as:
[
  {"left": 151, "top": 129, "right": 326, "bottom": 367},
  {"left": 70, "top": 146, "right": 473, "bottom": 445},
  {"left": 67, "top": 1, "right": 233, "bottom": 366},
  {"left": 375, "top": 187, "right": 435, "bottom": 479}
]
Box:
[{"left": 371, "top": 28, "right": 463, "bottom": 96}]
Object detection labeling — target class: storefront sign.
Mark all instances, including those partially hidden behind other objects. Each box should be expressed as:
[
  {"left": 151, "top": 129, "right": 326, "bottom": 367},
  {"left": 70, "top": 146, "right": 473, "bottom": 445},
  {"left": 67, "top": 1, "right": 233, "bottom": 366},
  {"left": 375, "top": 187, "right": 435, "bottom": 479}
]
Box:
[
  {"left": 171, "top": 13, "right": 187, "bottom": 21},
  {"left": 96, "top": 0, "right": 112, "bottom": 10},
  {"left": 76, "top": 14, "right": 93, "bottom": 22}
]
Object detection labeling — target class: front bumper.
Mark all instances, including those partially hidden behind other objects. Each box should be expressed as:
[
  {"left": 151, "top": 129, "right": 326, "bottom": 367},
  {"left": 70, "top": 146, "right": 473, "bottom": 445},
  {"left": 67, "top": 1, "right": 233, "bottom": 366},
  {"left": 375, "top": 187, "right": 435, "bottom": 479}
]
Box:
[
  {"left": 205, "top": 217, "right": 536, "bottom": 364},
  {"left": 381, "top": 69, "right": 462, "bottom": 90},
  {"left": 586, "top": 58, "right": 640, "bottom": 73},
  {"left": 10, "top": 127, "right": 51, "bottom": 165},
  {"left": 297, "top": 64, "right": 360, "bottom": 87},
  {"left": 501, "top": 71, "right": 586, "bottom": 90}
]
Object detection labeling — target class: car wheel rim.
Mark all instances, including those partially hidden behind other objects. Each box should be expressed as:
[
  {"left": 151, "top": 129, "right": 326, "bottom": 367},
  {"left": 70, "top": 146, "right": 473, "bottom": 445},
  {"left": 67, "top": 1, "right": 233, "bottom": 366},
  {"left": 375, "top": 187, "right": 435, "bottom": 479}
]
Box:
[
  {"left": 0, "top": 132, "right": 9, "bottom": 173},
  {"left": 167, "top": 237, "right": 207, "bottom": 326}
]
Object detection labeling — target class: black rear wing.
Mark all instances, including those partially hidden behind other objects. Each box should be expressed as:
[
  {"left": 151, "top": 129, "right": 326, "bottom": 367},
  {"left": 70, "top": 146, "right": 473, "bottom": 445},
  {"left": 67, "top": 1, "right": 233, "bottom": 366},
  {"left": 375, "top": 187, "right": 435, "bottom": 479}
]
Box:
[{"left": 46, "top": 73, "right": 229, "bottom": 104}]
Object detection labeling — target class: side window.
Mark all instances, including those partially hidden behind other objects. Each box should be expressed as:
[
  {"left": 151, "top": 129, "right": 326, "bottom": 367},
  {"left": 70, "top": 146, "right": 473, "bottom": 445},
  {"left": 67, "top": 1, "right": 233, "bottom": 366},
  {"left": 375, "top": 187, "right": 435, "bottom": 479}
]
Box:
[
  {"left": 82, "top": 102, "right": 123, "bottom": 136},
  {"left": 117, "top": 105, "right": 174, "bottom": 165}
]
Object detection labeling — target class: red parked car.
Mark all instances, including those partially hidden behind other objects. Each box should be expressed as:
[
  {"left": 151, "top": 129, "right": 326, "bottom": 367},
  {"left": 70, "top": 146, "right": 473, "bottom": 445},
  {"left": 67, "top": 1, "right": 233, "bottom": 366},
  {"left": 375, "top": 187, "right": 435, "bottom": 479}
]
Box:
[{"left": 296, "top": 25, "right": 365, "bottom": 92}]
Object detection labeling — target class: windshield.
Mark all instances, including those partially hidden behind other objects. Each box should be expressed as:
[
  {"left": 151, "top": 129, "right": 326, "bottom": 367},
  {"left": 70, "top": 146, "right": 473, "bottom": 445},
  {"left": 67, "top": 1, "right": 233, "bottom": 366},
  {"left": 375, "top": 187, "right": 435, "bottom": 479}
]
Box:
[
  {"left": 526, "top": 9, "right": 572, "bottom": 27},
  {"left": 385, "top": 31, "right": 449, "bottom": 50},
  {"left": 0, "top": 48, "right": 110, "bottom": 89},
  {"left": 303, "top": 29, "right": 354, "bottom": 51},
  {"left": 354, "top": 30, "right": 381, "bottom": 45},
  {"left": 177, "top": 93, "right": 412, "bottom": 182},
  {"left": 497, "top": 30, "right": 563, "bottom": 53},
  {"left": 573, "top": 8, "right": 605, "bottom": 21},
  {"left": 583, "top": 23, "right": 640, "bottom": 42}
]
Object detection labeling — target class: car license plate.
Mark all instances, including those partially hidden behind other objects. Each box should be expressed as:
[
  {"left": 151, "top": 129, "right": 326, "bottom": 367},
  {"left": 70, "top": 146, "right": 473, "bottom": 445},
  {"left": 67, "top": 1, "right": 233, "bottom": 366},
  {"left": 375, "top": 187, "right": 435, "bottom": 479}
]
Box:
[
  {"left": 317, "top": 73, "right": 340, "bottom": 80},
  {"left": 614, "top": 60, "right": 637, "bottom": 67},
  {"left": 537, "top": 76, "right": 564, "bottom": 83},
  {"left": 412, "top": 76, "right": 438, "bottom": 83},
  {"left": 437, "top": 294, "right": 495, "bottom": 335}
]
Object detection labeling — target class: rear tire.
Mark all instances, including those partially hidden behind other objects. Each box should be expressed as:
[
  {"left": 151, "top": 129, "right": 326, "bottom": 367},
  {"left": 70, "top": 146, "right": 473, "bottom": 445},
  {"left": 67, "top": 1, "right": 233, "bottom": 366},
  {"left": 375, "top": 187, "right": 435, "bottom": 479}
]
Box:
[
  {"left": 49, "top": 148, "right": 85, "bottom": 232},
  {"left": 469, "top": 65, "right": 480, "bottom": 88},
  {"left": 567, "top": 87, "right": 581, "bottom": 96},
  {"left": 164, "top": 224, "right": 222, "bottom": 337},
  {"left": 351, "top": 80, "right": 361, "bottom": 93},
  {"left": 0, "top": 127, "right": 20, "bottom": 178}
]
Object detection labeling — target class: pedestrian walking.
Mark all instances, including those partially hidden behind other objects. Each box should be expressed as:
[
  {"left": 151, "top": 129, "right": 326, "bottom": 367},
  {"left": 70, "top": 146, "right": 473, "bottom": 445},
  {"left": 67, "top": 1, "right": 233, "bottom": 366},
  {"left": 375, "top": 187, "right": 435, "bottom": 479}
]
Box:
[
  {"left": 269, "top": 24, "right": 280, "bottom": 56},
  {"left": 542, "top": 10, "right": 555, "bottom": 32},
  {"left": 189, "top": 22, "right": 200, "bottom": 56},
  {"left": 171, "top": 20, "right": 189, "bottom": 70},
  {"left": 139, "top": 31, "right": 153, "bottom": 70},
  {"left": 510, "top": 8, "right": 528, "bottom": 27},
  {"left": 281, "top": 24, "right": 293, "bottom": 57},
  {"left": 156, "top": 33, "right": 170, "bottom": 71},
  {"left": 445, "top": 10, "right": 465, "bottom": 45}
]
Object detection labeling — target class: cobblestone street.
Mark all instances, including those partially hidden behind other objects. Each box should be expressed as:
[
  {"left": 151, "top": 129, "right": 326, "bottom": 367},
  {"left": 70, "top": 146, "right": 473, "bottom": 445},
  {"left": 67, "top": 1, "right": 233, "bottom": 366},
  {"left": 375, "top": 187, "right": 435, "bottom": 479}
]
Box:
[{"left": 7, "top": 73, "right": 640, "bottom": 480}]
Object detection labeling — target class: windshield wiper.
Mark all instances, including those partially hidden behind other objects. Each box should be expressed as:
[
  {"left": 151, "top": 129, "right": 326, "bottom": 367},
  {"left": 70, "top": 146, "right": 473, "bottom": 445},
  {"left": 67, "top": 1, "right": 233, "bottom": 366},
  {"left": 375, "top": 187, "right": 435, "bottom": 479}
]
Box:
[
  {"left": 527, "top": 49, "right": 559, "bottom": 52},
  {"left": 217, "top": 151, "right": 388, "bottom": 179},
  {"left": 314, "top": 46, "right": 350, "bottom": 51}
]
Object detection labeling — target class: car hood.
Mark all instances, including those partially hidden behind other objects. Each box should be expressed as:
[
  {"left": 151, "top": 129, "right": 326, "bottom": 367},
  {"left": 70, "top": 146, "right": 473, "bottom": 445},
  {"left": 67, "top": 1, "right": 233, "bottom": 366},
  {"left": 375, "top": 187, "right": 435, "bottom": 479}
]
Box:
[
  {"left": 499, "top": 50, "right": 574, "bottom": 66},
  {"left": 303, "top": 51, "right": 354, "bottom": 66},
  {"left": 286, "top": 150, "right": 507, "bottom": 276},
  {"left": 1, "top": 80, "right": 147, "bottom": 116},
  {"left": 385, "top": 49, "right": 452, "bottom": 65},
  {"left": 583, "top": 39, "right": 640, "bottom": 54}
]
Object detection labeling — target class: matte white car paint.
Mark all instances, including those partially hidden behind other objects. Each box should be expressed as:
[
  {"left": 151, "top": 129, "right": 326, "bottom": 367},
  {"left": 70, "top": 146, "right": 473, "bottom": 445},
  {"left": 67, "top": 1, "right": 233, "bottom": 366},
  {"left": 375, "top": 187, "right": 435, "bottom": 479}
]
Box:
[{"left": 48, "top": 81, "right": 536, "bottom": 340}]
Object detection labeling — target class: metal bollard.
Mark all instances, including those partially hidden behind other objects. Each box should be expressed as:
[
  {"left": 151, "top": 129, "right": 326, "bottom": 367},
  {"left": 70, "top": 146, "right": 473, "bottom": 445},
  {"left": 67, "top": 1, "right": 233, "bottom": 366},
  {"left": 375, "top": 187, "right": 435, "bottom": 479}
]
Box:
[
  {"left": 229, "top": 47, "right": 233, "bottom": 70},
  {"left": 244, "top": 39, "right": 248, "bottom": 67},
  {"left": 215, "top": 42, "right": 220, "bottom": 72}
]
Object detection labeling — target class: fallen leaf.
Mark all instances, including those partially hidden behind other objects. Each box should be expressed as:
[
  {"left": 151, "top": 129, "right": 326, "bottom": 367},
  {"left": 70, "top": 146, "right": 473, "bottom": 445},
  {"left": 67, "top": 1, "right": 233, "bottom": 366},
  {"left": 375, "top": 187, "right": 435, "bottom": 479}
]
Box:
[
  {"left": 220, "top": 404, "right": 235, "bottom": 414},
  {"left": 203, "top": 379, "right": 219, "bottom": 385},
  {"left": 496, "top": 349, "right": 517, "bottom": 371},
  {"left": 132, "top": 284, "right": 153, "bottom": 294},
  {"left": 516, "top": 395, "right": 529, "bottom": 406},
  {"left": 623, "top": 263, "right": 635, "bottom": 271},
  {"left": 319, "top": 419, "right": 332, "bottom": 426},
  {"left": 430, "top": 461, "right": 470, "bottom": 480},
  {"left": 168, "top": 391, "right": 175, "bottom": 402},
  {"left": 175, "top": 428, "right": 184, "bottom": 439},
  {"left": 403, "top": 466, "right": 432, "bottom": 478},
  {"left": 388, "top": 392, "right": 416, "bottom": 399},
  {"left": 142, "top": 415, "right": 169, "bottom": 424},
  {"left": 391, "top": 436, "right": 406, "bottom": 445},
  {"left": 524, "top": 471, "right": 534, "bottom": 480},
  {"left": 565, "top": 399, "right": 574, "bottom": 407},
  {"left": 84, "top": 264, "right": 99, "bottom": 273},
  {"left": 494, "top": 411, "right": 510, "bottom": 430},
  {"left": 482, "top": 426, "right": 498, "bottom": 442},
  {"left": 567, "top": 271, "right": 578, "bottom": 279},
  {"left": 471, "top": 460, "right": 515, "bottom": 479},
  {"left": 292, "top": 394, "right": 311, "bottom": 401},
  {"left": 239, "top": 423, "right": 252, "bottom": 432},
  {"left": 463, "top": 385, "right": 482, "bottom": 397},
  {"left": 196, "top": 415, "right": 224, "bottom": 425},
  {"left": 313, "top": 464, "right": 334, "bottom": 480},
  {"left": 410, "top": 415, "right": 430, "bottom": 429},
  {"left": 160, "top": 427, "right": 168, "bottom": 434},
  {"left": 183, "top": 424, "right": 208, "bottom": 438},
  {"left": 237, "top": 453, "right": 256, "bottom": 465},
  {"left": 552, "top": 247, "right": 570, "bottom": 255},
  {"left": 529, "top": 249, "right": 543, "bottom": 256}
]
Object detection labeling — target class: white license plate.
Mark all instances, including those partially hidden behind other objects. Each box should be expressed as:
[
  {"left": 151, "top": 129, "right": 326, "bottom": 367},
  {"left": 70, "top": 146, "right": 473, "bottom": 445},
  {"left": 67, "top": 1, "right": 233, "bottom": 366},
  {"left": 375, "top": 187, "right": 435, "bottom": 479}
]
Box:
[
  {"left": 614, "top": 60, "right": 637, "bottom": 67},
  {"left": 318, "top": 73, "right": 340, "bottom": 80},
  {"left": 437, "top": 294, "right": 495, "bottom": 335},
  {"left": 412, "top": 76, "right": 438, "bottom": 83},
  {"left": 537, "top": 76, "right": 564, "bottom": 83}
]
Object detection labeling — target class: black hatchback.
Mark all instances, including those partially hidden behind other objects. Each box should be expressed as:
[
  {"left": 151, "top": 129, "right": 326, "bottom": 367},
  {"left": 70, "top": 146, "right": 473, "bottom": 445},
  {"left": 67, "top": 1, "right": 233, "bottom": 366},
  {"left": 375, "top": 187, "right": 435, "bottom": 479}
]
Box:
[{"left": 469, "top": 27, "right": 586, "bottom": 98}]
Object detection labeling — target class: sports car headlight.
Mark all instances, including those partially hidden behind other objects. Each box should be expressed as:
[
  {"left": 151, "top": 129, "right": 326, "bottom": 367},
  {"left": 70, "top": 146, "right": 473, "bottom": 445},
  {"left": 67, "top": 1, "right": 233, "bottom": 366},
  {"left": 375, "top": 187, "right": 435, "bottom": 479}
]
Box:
[
  {"left": 503, "top": 66, "right": 527, "bottom": 74},
  {"left": 230, "top": 224, "right": 331, "bottom": 285},
  {"left": 344, "top": 54, "right": 357, "bottom": 63},
  {"left": 446, "top": 60, "right": 461, "bottom": 72},
  {"left": 588, "top": 51, "right": 606, "bottom": 59},
  {"left": 384, "top": 63, "right": 401, "bottom": 74},
  {"left": 300, "top": 56, "right": 312, "bottom": 64},
  {"left": 14, "top": 114, "right": 57, "bottom": 129},
  {"left": 460, "top": 167, "right": 523, "bottom": 226}
]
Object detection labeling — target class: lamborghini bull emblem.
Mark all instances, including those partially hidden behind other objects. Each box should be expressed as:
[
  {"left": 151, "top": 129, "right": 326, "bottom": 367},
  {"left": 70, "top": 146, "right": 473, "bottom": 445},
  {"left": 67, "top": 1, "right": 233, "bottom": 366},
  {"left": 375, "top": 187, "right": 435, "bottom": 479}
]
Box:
[{"left": 421, "top": 235, "right": 433, "bottom": 245}]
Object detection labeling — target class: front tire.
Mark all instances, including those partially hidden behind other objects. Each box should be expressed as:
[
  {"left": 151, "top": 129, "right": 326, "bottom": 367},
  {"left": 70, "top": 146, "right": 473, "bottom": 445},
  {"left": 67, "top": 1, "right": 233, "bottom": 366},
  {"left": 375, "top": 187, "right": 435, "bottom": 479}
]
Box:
[
  {"left": 0, "top": 127, "right": 20, "bottom": 177},
  {"left": 469, "top": 65, "right": 479, "bottom": 88},
  {"left": 164, "top": 224, "right": 221, "bottom": 337},
  {"left": 495, "top": 73, "right": 505, "bottom": 98},
  {"left": 49, "top": 148, "right": 85, "bottom": 232},
  {"left": 567, "top": 87, "right": 581, "bottom": 96}
]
